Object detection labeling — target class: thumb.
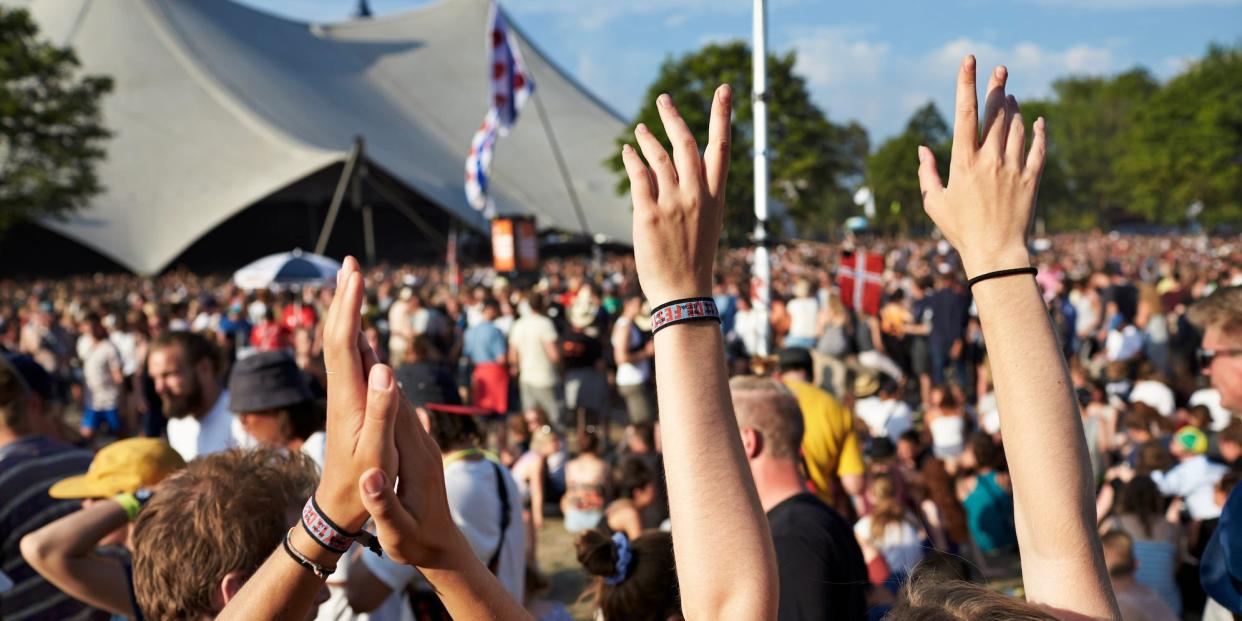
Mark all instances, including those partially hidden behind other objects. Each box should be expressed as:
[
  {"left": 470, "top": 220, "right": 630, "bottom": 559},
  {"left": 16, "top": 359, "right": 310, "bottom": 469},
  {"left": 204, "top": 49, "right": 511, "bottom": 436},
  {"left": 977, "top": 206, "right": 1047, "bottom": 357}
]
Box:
[
  {"left": 359, "top": 365, "right": 398, "bottom": 473},
  {"left": 917, "top": 146, "right": 945, "bottom": 208},
  {"left": 358, "top": 468, "right": 417, "bottom": 555}
]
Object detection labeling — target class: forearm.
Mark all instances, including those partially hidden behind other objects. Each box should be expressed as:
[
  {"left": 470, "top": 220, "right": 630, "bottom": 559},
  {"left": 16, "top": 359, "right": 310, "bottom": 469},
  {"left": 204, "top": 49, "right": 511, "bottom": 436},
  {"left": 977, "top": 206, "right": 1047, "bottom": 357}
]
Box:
[
  {"left": 20, "top": 501, "right": 134, "bottom": 617},
  {"left": 973, "top": 275, "right": 1118, "bottom": 619},
  {"left": 420, "top": 536, "right": 533, "bottom": 621},
  {"left": 217, "top": 527, "right": 341, "bottom": 621},
  {"left": 655, "top": 322, "right": 778, "bottom": 620}
]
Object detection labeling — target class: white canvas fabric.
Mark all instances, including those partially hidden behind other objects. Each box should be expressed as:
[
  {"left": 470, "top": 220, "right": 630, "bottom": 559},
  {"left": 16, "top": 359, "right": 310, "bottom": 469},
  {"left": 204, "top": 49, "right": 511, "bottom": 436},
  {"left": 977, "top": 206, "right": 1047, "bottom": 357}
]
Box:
[{"left": 7, "top": 0, "right": 632, "bottom": 273}]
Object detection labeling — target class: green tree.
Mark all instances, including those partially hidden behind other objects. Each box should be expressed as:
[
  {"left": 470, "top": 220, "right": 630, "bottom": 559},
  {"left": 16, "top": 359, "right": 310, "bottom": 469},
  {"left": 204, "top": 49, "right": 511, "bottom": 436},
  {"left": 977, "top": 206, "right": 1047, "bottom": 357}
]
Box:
[
  {"left": 863, "top": 102, "right": 949, "bottom": 233},
  {"left": 1017, "top": 98, "right": 1080, "bottom": 230},
  {"left": 1046, "top": 69, "right": 1157, "bottom": 225},
  {"left": 607, "top": 41, "right": 867, "bottom": 241},
  {"left": 0, "top": 8, "right": 112, "bottom": 231},
  {"left": 1119, "top": 45, "right": 1242, "bottom": 226}
]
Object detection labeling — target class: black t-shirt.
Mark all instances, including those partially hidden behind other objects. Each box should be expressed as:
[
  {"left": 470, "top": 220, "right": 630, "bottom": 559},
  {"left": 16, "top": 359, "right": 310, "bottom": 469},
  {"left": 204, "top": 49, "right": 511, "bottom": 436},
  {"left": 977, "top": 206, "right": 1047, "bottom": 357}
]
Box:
[
  {"left": 1103, "top": 282, "right": 1138, "bottom": 326},
  {"left": 559, "top": 331, "right": 602, "bottom": 370},
  {"left": 767, "top": 493, "right": 868, "bottom": 621},
  {"left": 928, "top": 287, "right": 970, "bottom": 349}
]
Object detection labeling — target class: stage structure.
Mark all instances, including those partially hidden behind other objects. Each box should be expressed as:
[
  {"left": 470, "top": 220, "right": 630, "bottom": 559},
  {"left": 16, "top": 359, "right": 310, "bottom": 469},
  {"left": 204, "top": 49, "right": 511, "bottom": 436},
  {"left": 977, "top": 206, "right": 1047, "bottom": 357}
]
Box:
[{"left": 2, "top": 0, "right": 632, "bottom": 274}]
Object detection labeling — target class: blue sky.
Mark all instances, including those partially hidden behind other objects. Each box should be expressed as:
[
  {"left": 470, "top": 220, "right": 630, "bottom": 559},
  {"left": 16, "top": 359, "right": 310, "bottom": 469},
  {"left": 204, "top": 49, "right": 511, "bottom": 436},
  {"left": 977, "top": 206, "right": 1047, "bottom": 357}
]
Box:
[{"left": 241, "top": 0, "right": 1240, "bottom": 141}]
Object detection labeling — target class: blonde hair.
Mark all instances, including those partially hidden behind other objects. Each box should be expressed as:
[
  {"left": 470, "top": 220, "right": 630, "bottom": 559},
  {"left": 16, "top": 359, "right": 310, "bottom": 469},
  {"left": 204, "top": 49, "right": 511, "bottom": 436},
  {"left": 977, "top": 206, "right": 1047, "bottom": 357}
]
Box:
[
  {"left": 1188, "top": 285, "right": 1242, "bottom": 337},
  {"left": 887, "top": 567, "right": 1058, "bottom": 620},
  {"left": 866, "top": 474, "right": 909, "bottom": 542}
]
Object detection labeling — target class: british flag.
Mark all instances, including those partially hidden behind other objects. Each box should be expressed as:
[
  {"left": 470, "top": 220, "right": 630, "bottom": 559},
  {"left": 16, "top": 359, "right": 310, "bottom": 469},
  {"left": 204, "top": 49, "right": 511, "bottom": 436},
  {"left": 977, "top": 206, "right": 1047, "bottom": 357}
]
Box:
[{"left": 486, "top": 1, "right": 534, "bottom": 134}]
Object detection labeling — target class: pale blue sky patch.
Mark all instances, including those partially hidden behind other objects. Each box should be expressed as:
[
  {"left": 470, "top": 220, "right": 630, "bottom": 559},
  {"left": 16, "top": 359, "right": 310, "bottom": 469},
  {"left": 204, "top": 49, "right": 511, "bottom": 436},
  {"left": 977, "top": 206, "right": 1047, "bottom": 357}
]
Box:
[{"left": 239, "top": 0, "right": 1242, "bottom": 139}]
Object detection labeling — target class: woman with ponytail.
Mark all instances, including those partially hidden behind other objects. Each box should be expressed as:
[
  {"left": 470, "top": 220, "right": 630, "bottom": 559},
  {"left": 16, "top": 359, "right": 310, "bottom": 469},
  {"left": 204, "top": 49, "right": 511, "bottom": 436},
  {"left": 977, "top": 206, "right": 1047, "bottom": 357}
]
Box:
[
  {"left": 854, "top": 474, "right": 927, "bottom": 585},
  {"left": 575, "top": 529, "right": 680, "bottom": 621}
]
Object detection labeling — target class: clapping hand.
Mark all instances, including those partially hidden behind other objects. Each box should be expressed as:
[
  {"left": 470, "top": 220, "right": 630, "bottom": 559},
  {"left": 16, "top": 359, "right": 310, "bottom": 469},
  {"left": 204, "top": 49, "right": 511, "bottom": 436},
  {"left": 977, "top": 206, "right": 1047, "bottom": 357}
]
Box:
[
  {"left": 357, "top": 404, "right": 462, "bottom": 568},
  {"left": 621, "top": 86, "right": 732, "bottom": 307},
  {"left": 917, "top": 57, "right": 1046, "bottom": 278},
  {"left": 316, "top": 257, "right": 399, "bottom": 532}
]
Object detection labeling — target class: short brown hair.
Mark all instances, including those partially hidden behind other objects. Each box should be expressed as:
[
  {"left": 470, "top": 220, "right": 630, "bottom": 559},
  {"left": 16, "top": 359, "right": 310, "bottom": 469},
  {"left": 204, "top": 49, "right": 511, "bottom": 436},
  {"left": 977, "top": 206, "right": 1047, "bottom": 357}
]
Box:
[
  {"left": 1101, "top": 530, "right": 1137, "bottom": 578},
  {"left": 0, "top": 357, "right": 31, "bottom": 433},
  {"left": 132, "top": 449, "right": 318, "bottom": 621},
  {"left": 729, "top": 376, "right": 804, "bottom": 461},
  {"left": 1188, "top": 286, "right": 1242, "bottom": 338}
]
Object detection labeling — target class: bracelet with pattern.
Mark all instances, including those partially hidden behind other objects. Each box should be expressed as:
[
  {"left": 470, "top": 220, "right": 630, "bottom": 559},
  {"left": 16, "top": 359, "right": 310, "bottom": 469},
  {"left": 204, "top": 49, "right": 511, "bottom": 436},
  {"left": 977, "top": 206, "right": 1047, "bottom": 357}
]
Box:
[
  {"left": 301, "top": 496, "right": 384, "bottom": 556},
  {"left": 650, "top": 297, "right": 721, "bottom": 334}
]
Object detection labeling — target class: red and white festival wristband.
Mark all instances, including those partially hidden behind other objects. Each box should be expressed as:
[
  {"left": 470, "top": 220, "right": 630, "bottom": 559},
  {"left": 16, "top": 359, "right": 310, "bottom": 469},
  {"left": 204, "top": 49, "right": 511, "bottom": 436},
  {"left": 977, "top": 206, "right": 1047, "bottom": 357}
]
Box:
[
  {"left": 650, "top": 297, "right": 721, "bottom": 334},
  {"left": 302, "top": 496, "right": 384, "bottom": 556}
]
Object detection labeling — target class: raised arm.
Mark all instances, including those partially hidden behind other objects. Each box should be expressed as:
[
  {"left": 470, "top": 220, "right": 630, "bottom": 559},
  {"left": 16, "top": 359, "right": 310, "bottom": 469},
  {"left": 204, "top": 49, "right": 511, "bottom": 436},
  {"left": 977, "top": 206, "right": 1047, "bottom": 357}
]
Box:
[
  {"left": 20, "top": 500, "right": 134, "bottom": 617},
  {"left": 217, "top": 258, "right": 399, "bottom": 621},
  {"left": 916, "top": 57, "right": 1119, "bottom": 620},
  {"left": 620, "top": 85, "right": 779, "bottom": 620}
]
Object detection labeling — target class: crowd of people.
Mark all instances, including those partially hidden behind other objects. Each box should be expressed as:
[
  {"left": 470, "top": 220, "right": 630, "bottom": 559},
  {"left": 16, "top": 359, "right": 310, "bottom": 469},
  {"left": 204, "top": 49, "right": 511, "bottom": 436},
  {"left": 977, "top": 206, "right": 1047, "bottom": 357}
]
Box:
[{"left": 1, "top": 58, "right": 1240, "bottom": 621}]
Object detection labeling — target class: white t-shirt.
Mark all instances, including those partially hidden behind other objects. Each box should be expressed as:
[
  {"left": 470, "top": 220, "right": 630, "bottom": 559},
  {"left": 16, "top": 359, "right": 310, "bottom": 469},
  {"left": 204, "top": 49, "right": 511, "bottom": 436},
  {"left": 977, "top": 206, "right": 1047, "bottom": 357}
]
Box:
[
  {"left": 854, "top": 514, "right": 924, "bottom": 576},
  {"left": 977, "top": 392, "right": 1001, "bottom": 436},
  {"left": 166, "top": 390, "right": 252, "bottom": 460},
  {"left": 1189, "top": 389, "right": 1231, "bottom": 432},
  {"left": 1130, "top": 380, "right": 1176, "bottom": 418},
  {"left": 855, "top": 397, "right": 913, "bottom": 439},
  {"left": 361, "top": 457, "right": 525, "bottom": 603},
  {"left": 733, "top": 309, "right": 761, "bottom": 357},
  {"left": 1151, "top": 455, "right": 1227, "bottom": 521},
  {"left": 509, "top": 314, "right": 559, "bottom": 388},
  {"left": 786, "top": 297, "right": 819, "bottom": 340},
  {"left": 82, "top": 339, "right": 122, "bottom": 411},
  {"left": 612, "top": 317, "right": 650, "bottom": 387},
  {"left": 301, "top": 431, "right": 327, "bottom": 470},
  {"left": 110, "top": 331, "right": 139, "bottom": 377}
]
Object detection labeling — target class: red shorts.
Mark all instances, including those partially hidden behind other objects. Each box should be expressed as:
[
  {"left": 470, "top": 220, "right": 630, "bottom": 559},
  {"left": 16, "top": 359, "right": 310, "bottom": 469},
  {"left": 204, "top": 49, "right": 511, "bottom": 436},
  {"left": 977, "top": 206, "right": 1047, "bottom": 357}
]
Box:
[{"left": 471, "top": 363, "right": 510, "bottom": 414}]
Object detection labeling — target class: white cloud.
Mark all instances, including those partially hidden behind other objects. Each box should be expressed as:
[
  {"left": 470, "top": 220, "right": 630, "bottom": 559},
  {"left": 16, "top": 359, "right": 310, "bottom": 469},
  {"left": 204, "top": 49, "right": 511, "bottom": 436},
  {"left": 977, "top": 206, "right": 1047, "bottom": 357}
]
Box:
[{"left": 787, "top": 28, "right": 1117, "bottom": 139}]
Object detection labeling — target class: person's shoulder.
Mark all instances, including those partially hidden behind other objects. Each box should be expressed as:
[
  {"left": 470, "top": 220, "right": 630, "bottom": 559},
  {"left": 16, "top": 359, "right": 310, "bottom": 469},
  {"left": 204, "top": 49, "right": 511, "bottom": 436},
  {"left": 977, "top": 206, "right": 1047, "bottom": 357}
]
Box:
[{"left": 770, "top": 494, "right": 851, "bottom": 534}]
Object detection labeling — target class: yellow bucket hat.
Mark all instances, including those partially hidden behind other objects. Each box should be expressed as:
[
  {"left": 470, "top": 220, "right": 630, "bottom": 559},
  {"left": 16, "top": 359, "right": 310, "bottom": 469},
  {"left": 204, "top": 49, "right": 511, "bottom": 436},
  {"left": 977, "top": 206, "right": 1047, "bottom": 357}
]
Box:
[{"left": 49, "top": 438, "right": 186, "bottom": 499}]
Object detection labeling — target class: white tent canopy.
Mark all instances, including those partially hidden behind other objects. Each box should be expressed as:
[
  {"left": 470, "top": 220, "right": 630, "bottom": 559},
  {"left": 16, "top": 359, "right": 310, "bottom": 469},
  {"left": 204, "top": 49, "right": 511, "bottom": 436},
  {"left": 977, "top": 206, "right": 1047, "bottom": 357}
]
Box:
[{"left": 6, "top": 0, "right": 632, "bottom": 274}]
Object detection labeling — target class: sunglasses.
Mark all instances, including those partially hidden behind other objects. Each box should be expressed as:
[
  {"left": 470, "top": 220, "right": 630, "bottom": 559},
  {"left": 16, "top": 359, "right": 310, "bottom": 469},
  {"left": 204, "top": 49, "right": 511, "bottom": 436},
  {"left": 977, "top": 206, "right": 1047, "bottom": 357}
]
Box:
[{"left": 1197, "top": 348, "right": 1242, "bottom": 368}]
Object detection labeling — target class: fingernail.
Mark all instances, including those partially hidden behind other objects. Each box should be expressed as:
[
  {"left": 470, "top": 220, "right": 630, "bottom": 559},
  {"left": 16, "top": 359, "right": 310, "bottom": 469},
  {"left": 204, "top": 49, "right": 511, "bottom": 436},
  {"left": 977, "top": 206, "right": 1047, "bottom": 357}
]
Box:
[
  {"left": 636, "top": 123, "right": 649, "bottom": 135},
  {"left": 657, "top": 94, "right": 670, "bottom": 108},
  {"left": 622, "top": 144, "right": 633, "bottom": 154},
  {"left": 995, "top": 66, "right": 1006, "bottom": 79},
  {"left": 917, "top": 146, "right": 927, "bottom": 161},
  {"left": 964, "top": 54, "right": 975, "bottom": 68},
  {"left": 362, "top": 470, "right": 386, "bottom": 497},
  {"left": 370, "top": 365, "right": 392, "bottom": 390}
]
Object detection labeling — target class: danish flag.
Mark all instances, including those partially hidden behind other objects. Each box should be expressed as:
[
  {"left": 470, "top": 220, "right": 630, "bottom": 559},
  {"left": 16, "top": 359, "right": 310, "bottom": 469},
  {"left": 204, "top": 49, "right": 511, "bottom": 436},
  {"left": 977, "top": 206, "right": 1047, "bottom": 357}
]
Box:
[{"left": 837, "top": 250, "right": 885, "bottom": 316}]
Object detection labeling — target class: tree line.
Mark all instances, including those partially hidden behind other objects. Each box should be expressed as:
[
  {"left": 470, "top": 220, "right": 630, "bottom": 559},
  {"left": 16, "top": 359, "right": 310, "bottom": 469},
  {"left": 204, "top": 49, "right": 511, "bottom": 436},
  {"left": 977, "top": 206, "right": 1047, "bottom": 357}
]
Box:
[{"left": 610, "top": 41, "right": 1242, "bottom": 239}]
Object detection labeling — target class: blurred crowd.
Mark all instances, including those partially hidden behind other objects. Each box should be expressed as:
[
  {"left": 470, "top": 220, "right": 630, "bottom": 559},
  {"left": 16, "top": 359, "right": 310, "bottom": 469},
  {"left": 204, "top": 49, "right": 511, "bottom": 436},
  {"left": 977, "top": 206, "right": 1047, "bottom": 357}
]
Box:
[{"left": 1, "top": 230, "right": 1239, "bottom": 620}]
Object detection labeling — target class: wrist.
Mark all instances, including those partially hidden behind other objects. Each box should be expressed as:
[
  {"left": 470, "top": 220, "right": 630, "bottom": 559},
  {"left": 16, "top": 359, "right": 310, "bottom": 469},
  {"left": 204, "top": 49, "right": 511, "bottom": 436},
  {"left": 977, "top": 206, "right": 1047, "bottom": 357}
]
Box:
[
  {"left": 313, "top": 487, "right": 367, "bottom": 533},
  {"left": 961, "top": 247, "right": 1030, "bottom": 281}
]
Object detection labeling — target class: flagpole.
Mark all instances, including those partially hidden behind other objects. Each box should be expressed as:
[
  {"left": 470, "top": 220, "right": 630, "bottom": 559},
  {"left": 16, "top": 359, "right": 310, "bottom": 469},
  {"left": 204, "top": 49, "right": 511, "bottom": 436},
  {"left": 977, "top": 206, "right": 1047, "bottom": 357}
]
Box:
[{"left": 752, "top": 0, "right": 772, "bottom": 358}]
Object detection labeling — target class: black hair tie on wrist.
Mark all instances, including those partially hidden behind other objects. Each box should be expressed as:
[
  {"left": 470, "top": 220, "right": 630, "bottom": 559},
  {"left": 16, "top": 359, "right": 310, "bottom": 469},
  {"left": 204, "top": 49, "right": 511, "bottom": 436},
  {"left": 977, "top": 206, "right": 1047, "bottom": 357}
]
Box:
[{"left": 967, "top": 267, "right": 1038, "bottom": 289}]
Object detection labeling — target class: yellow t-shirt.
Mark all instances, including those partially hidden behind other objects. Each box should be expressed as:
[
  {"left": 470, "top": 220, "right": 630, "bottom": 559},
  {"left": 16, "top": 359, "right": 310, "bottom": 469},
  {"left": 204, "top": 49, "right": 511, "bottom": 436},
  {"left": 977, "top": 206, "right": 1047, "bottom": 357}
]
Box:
[{"left": 784, "top": 379, "right": 864, "bottom": 502}]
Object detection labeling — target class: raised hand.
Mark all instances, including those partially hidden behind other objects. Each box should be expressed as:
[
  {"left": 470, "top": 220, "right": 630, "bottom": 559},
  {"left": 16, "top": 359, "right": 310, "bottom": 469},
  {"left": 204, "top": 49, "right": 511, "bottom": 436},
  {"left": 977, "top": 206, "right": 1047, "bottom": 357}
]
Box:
[
  {"left": 621, "top": 86, "right": 732, "bottom": 306},
  {"left": 917, "top": 57, "right": 1046, "bottom": 278},
  {"left": 356, "top": 403, "right": 458, "bottom": 568},
  {"left": 316, "top": 257, "right": 399, "bottom": 532}
]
